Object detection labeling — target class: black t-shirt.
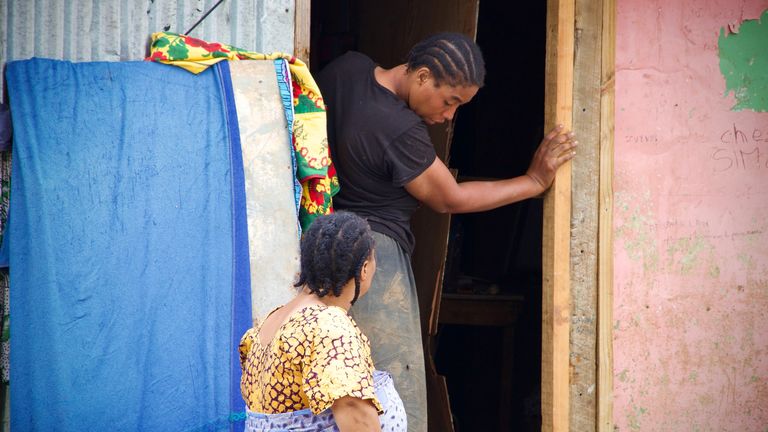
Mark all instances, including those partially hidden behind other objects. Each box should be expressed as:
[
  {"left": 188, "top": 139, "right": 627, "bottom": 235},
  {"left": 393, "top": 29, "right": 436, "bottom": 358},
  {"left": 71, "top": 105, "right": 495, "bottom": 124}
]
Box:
[{"left": 317, "top": 52, "right": 436, "bottom": 255}]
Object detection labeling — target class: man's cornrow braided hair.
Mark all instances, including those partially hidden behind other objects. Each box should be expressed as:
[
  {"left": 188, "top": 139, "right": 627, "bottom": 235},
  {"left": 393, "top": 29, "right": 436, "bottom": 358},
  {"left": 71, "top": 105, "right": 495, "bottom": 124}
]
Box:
[
  {"left": 294, "top": 211, "right": 375, "bottom": 305},
  {"left": 406, "top": 32, "right": 486, "bottom": 88}
]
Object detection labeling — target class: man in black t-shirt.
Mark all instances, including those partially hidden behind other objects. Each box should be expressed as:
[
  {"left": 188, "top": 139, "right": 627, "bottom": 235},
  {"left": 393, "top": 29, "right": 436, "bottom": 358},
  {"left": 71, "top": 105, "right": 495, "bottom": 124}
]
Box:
[
  {"left": 319, "top": 50, "right": 435, "bottom": 256},
  {"left": 317, "top": 33, "right": 576, "bottom": 432}
]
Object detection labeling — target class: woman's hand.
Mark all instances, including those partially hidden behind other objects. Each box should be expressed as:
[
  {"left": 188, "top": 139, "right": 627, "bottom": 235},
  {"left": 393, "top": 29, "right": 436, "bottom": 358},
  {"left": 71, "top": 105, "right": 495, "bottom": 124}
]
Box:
[
  {"left": 331, "top": 396, "right": 382, "bottom": 432},
  {"left": 525, "top": 124, "right": 577, "bottom": 194}
]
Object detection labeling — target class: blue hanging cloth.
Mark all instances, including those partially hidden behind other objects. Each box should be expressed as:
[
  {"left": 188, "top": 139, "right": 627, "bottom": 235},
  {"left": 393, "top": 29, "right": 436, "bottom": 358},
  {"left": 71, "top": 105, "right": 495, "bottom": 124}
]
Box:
[{"left": 5, "top": 58, "right": 251, "bottom": 431}]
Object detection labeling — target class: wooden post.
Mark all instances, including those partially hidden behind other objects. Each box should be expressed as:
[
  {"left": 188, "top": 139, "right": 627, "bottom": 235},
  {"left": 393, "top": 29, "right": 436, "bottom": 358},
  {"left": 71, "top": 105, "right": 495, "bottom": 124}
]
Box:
[
  {"left": 293, "top": 0, "right": 311, "bottom": 65},
  {"left": 597, "top": 0, "right": 615, "bottom": 430},
  {"left": 570, "top": 0, "right": 604, "bottom": 428},
  {"left": 543, "top": 0, "right": 574, "bottom": 430}
]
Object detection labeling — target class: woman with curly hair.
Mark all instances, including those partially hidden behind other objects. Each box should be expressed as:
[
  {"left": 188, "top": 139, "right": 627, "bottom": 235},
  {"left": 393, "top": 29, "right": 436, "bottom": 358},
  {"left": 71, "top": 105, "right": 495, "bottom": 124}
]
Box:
[{"left": 239, "top": 211, "right": 406, "bottom": 431}]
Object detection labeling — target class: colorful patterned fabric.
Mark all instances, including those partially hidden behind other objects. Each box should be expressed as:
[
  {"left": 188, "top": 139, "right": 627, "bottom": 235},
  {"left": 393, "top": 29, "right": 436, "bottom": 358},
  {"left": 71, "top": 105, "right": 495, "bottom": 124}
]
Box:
[
  {"left": 0, "top": 151, "right": 10, "bottom": 383},
  {"left": 274, "top": 59, "right": 304, "bottom": 230},
  {"left": 0, "top": 273, "right": 7, "bottom": 384},
  {"left": 239, "top": 304, "right": 382, "bottom": 415},
  {"left": 147, "top": 32, "right": 338, "bottom": 230},
  {"left": 244, "top": 370, "right": 407, "bottom": 432}
]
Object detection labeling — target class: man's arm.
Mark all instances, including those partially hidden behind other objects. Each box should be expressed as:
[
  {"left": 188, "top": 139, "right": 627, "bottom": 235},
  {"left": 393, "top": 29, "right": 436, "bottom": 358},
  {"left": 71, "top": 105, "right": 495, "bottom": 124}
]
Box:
[{"left": 405, "top": 125, "right": 576, "bottom": 214}]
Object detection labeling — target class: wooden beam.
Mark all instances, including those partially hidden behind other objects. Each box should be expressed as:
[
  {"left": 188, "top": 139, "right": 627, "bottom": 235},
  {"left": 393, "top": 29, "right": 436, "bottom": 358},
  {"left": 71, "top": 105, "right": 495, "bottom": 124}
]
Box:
[
  {"left": 543, "top": 0, "right": 574, "bottom": 430},
  {"left": 570, "top": 0, "right": 603, "bottom": 428},
  {"left": 293, "top": 0, "right": 311, "bottom": 65},
  {"left": 597, "top": 0, "right": 616, "bottom": 430}
]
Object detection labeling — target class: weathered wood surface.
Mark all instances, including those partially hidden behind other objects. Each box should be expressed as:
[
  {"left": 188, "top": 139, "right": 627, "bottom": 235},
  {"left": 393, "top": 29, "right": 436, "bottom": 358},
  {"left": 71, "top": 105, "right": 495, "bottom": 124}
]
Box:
[
  {"left": 543, "top": 0, "right": 575, "bottom": 430},
  {"left": 597, "top": 0, "right": 615, "bottom": 430},
  {"left": 570, "top": 0, "right": 604, "bottom": 429}
]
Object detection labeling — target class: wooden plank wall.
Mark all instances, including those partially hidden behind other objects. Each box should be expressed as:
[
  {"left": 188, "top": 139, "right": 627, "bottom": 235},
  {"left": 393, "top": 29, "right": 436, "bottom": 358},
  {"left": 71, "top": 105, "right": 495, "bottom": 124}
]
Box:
[
  {"left": 569, "top": 0, "right": 603, "bottom": 429},
  {"left": 569, "top": 0, "right": 615, "bottom": 429},
  {"left": 597, "top": 0, "right": 615, "bottom": 429},
  {"left": 293, "top": 0, "right": 311, "bottom": 64},
  {"left": 542, "top": 0, "right": 574, "bottom": 430},
  {"left": 568, "top": 0, "right": 616, "bottom": 430}
]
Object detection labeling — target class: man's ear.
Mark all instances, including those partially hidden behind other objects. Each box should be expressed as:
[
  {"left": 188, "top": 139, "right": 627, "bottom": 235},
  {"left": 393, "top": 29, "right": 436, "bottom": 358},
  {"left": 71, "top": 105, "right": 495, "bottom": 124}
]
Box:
[{"left": 416, "top": 67, "right": 432, "bottom": 85}]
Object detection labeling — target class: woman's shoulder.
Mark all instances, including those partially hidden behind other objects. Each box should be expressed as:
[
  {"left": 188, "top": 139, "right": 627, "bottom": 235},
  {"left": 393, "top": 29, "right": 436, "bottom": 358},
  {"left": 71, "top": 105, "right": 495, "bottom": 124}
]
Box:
[
  {"left": 278, "top": 304, "right": 354, "bottom": 334},
  {"left": 274, "top": 304, "right": 366, "bottom": 344},
  {"left": 239, "top": 326, "right": 259, "bottom": 344},
  {"left": 313, "top": 305, "right": 355, "bottom": 326},
  {"left": 309, "top": 306, "right": 365, "bottom": 338}
]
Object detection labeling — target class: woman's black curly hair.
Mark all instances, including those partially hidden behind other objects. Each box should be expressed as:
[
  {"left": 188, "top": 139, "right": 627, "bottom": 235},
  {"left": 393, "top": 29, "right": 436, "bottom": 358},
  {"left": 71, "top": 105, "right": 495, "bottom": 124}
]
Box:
[
  {"left": 294, "top": 211, "right": 375, "bottom": 305},
  {"left": 406, "top": 32, "right": 486, "bottom": 88}
]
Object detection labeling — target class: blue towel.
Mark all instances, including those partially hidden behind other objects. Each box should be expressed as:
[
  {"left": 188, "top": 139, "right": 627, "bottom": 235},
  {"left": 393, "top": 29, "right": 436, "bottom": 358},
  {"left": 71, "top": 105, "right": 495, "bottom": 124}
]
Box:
[{"left": 5, "top": 58, "right": 251, "bottom": 431}]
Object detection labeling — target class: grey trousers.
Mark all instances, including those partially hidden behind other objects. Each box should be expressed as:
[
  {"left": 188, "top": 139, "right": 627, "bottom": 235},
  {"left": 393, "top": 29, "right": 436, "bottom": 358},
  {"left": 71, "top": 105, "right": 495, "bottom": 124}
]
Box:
[{"left": 351, "top": 231, "right": 428, "bottom": 432}]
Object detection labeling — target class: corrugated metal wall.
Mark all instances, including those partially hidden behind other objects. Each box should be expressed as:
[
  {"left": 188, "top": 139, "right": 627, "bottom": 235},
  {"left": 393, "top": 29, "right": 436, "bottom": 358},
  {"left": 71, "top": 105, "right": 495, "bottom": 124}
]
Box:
[{"left": 0, "top": 0, "right": 296, "bottom": 100}]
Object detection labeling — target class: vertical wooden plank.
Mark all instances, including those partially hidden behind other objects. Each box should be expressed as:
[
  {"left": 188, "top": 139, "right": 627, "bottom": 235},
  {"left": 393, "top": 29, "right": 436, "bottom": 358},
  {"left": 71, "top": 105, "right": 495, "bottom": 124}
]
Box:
[
  {"left": 293, "top": 0, "right": 311, "bottom": 63},
  {"left": 543, "top": 0, "right": 574, "bottom": 430},
  {"left": 570, "top": 0, "right": 603, "bottom": 429},
  {"left": 597, "top": 0, "right": 615, "bottom": 430}
]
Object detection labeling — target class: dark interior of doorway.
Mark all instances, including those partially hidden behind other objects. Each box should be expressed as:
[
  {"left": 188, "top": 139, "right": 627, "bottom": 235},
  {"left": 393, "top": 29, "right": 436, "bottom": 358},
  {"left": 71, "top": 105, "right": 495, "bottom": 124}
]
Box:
[
  {"left": 310, "top": 1, "right": 546, "bottom": 430},
  {"left": 437, "top": 1, "right": 546, "bottom": 429}
]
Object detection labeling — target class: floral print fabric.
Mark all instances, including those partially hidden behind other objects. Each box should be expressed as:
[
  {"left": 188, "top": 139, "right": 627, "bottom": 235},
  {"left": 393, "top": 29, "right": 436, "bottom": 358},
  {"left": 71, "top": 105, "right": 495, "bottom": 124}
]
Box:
[
  {"left": 243, "top": 370, "right": 407, "bottom": 432},
  {"left": 147, "top": 32, "right": 338, "bottom": 230},
  {"left": 239, "top": 304, "right": 382, "bottom": 415},
  {"left": 0, "top": 151, "right": 9, "bottom": 383}
]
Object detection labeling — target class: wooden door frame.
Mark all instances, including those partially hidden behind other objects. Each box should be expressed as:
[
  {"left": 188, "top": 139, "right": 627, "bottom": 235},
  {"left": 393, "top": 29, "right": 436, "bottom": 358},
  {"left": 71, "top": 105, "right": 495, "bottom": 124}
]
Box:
[
  {"left": 294, "top": 0, "right": 311, "bottom": 66},
  {"left": 294, "top": 0, "right": 616, "bottom": 430},
  {"left": 597, "top": 0, "right": 615, "bottom": 430},
  {"left": 542, "top": 0, "right": 574, "bottom": 430},
  {"left": 543, "top": 0, "right": 615, "bottom": 430}
]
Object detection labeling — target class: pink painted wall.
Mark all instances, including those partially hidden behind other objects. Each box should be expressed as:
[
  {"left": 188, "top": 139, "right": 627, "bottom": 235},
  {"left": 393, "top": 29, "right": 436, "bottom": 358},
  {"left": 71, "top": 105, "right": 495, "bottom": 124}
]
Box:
[{"left": 614, "top": 0, "right": 768, "bottom": 430}]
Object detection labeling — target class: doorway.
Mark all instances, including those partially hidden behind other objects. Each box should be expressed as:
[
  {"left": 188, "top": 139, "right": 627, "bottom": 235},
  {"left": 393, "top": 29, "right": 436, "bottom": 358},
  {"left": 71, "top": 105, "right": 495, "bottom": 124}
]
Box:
[
  {"left": 309, "top": 1, "right": 547, "bottom": 430},
  {"left": 433, "top": 1, "right": 546, "bottom": 430}
]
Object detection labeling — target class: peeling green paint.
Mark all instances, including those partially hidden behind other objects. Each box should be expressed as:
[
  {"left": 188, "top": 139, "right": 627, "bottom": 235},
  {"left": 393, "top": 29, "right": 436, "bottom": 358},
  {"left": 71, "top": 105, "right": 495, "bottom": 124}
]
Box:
[
  {"left": 618, "top": 368, "right": 630, "bottom": 382},
  {"left": 627, "top": 405, "right": 648, "bottom": 431},
  {"left": 688, "top": 370, "right": 698, "bottom": 383},
  {"left": 744, "top": 229, "right": 762, "bottom": 246},
  {"left": 709, "top": 264, "right": 720, "bottom": 278},
  {"left": 666, "top": 235, "right": 715, "bottom": 275},
  {"left": 718, "top": 9, "right": 768, "bottom": 112},
  {"left": 659, "top": 373, "right": 670, "bottom": 386},
  {"left": 737, "top": 252, "right": 755, "bottom": 270},
  {"left": 615, "top": 192, "right": 659, "bottom": 273},
  {"left": 698, "top": 393, "right": 715, "bottom": 406}
]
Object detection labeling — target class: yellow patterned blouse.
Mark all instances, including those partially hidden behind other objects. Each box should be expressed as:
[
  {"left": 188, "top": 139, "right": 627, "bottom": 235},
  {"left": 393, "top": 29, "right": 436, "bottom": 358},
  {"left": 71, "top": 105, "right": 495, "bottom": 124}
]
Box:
[{"left": 239, "top": 304, "right": 383, "bottom": 415}]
